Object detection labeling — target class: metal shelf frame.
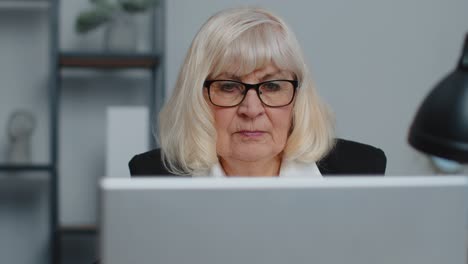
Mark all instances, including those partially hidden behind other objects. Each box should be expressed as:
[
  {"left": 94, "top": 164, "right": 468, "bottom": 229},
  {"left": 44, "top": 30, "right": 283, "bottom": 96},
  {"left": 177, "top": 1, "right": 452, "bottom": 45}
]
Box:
[
  {"left": 59, "top": 52, "right": 161, "bottom": 69},
  {"left": 0, "top": 164, "right": 53, "bottom": 171},
  {"left": 50, "top": 1, "right": 59, "bottom": 264}
]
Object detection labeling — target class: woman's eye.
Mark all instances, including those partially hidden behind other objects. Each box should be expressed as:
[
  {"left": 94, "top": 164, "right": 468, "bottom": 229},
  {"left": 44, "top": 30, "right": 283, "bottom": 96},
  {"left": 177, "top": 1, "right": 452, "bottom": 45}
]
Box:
[
  {"left": 262, "top": 82, "right": 281, "bottom": 91},
  {"left": 220, "top": 83, "right": 241, "bottom": 92}
]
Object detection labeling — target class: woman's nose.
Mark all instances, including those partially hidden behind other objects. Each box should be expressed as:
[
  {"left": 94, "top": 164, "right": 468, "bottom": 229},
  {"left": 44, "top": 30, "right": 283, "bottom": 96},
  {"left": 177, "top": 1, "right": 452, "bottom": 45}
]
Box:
[{"left": 237, "top": 89, "right": 265, "bottom": 118}]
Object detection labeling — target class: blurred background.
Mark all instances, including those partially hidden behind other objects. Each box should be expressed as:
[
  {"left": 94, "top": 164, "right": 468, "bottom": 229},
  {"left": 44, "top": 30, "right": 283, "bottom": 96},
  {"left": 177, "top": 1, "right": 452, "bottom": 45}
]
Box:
[{"left": 0, "top": 0, "right": 467, "bottom": 263}]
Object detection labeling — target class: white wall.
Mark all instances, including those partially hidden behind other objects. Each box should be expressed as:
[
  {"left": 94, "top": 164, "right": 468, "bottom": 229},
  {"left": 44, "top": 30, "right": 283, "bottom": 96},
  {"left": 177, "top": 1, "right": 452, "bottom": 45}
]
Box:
[{"left": 165, "top": 0, "right": 468, "bottom": 175}]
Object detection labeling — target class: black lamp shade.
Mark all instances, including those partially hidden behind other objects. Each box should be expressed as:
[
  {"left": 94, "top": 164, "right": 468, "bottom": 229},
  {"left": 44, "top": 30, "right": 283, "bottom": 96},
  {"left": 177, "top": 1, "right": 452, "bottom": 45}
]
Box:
[{"left": 408, "top": 33, "right": 468, "bottom": 162}]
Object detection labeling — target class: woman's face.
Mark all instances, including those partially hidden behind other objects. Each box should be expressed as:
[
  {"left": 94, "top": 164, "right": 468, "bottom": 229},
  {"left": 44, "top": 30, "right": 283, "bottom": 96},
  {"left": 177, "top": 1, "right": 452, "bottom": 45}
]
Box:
[{"left": 207, "top": 64, "right": 295, "bottom": 164}]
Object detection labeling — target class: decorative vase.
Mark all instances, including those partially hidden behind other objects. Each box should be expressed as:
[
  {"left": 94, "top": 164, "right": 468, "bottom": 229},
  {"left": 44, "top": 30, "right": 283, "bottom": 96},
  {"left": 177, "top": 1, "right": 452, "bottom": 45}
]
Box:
[
  {"left": 6, "top": 110, "right": 36, "bottom": 164},
  {"left": 103, "top": 12, "right": 138, "bottom": 52}
]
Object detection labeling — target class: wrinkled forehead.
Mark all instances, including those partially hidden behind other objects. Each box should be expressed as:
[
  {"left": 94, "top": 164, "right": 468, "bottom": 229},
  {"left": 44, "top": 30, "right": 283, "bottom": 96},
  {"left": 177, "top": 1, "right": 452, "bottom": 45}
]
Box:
[
  {"left": 213, "top": 64, "right": 295, "bottom": 81},
  {"left": 207, "top": 22, "right": 300, "bottom": 80}
]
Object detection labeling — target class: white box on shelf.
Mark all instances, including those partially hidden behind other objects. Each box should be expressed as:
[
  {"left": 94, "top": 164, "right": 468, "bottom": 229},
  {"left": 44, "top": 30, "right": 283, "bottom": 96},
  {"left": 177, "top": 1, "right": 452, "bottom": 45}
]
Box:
[{"left": 106, "top": 106, "right": 149, "bottom": 178}]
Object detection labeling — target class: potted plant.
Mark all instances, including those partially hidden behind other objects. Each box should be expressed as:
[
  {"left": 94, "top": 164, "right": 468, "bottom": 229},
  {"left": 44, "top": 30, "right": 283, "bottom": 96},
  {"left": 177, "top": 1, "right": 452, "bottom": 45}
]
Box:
[{"left": 76, "top": 0, "right": 160, "bottom": 51}]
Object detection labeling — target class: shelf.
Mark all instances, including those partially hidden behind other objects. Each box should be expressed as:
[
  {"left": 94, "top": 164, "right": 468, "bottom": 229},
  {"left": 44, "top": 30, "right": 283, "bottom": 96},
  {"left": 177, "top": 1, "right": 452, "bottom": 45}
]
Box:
[
  {"left": 59, "top": 52, "right": 161, "bottom": 69},
  {"left": 59, "top": 225, "right": 98, "bottom": 235},
  {"left": 0, "top": 164, "right": 53, "bottom": 172},
  {"left": 0, "top": 0, "right": 50, "bottom": 10}
]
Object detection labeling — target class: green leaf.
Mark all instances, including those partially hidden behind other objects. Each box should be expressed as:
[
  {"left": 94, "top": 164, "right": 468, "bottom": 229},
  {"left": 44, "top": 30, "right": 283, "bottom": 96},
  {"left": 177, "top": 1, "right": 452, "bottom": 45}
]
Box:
[
  {"left": 90, "top": 0, "right": 108, "bottom": 4},
  {"left": 119, "top": 0, "right": 159, "bottom": 13},
  {"left": 75, "top": 8, "right": 112, "bottom": 33}
]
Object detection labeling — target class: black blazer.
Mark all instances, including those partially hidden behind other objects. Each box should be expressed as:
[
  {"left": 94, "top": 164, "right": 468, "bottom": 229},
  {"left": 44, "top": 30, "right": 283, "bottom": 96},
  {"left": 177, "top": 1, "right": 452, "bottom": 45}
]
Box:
[{"left": 129, "top": 138, "right": 386, "bottom": 176}]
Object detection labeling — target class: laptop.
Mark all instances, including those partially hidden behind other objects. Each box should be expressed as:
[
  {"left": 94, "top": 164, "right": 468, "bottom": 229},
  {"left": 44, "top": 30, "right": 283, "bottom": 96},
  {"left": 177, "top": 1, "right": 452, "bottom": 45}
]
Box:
[{"left": 100, "top": 176, "right": 468, "bottom": 264}]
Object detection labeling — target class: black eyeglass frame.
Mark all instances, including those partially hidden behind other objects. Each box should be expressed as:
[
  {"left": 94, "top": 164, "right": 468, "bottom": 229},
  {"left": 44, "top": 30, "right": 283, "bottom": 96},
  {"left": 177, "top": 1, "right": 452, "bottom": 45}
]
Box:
[{"left": 203, "top": 79, "right": 299, "bottom": 108}]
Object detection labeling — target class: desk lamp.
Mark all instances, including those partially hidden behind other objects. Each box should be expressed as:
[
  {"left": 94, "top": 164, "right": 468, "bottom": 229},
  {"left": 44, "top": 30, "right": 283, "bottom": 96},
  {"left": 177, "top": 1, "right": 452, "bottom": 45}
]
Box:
[{"left": 409, "top": 33, "right": 468, "bottom": 163}]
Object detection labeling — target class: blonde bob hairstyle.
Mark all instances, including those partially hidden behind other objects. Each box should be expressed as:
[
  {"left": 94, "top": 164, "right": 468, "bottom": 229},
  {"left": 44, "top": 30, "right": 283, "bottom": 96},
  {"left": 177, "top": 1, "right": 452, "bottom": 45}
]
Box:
[{"left": 159, "top": 7, "right": 335, "bottom": 176}]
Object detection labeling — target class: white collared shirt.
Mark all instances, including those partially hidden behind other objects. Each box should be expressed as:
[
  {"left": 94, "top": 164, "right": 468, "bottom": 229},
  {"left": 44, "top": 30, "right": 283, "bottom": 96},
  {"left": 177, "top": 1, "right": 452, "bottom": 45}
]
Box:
[{"left": 207, "top": 160, "right": 322, "bottom": 178}]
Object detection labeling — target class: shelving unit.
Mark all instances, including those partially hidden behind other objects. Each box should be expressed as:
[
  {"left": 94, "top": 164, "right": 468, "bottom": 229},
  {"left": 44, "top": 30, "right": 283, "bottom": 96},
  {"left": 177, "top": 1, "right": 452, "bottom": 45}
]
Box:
[
  {"left": 55, "top": 50, "right": 161, "bottom": 261},
  {"left": 0, "top": 1, "right": 56, "bottom": 264},
  {"left": 0, "top": 0, "right": 164, "bottom": 263},
  {"left": 53, "top": 1, "right": 165, "bottom": 264}
]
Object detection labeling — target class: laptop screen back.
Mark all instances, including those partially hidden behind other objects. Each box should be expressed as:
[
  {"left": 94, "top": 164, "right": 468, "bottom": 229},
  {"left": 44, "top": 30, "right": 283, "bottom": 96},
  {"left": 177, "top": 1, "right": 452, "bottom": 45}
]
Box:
[{"left": 100, "top": 177, "right": 468, "bottom": 264}]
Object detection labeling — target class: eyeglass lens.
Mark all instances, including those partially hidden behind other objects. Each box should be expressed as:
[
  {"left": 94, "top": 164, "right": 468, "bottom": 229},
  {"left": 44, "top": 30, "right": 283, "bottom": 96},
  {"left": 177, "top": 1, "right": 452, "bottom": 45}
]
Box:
[{"left": 208, "top": 80, "right": 295, "bottom": 107}]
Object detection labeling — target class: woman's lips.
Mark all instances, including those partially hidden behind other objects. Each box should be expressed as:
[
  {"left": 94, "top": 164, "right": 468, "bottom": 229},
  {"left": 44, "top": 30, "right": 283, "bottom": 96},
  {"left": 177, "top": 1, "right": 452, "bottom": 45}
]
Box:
[{"left": 237, "top": 130, "right": 265, "bottom": 137}]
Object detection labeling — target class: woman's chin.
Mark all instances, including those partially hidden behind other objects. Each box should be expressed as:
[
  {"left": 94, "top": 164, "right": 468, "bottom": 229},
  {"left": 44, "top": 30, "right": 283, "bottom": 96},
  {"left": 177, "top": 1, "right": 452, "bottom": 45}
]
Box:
[{"left": 228, "top": 147, "right": 280, "bottom": 163}]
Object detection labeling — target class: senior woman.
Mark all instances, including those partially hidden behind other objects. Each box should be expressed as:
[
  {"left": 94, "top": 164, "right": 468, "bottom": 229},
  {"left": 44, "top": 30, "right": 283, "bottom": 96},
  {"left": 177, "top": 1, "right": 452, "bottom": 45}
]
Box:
[{"left": 129, "top": 7, "right": 386, "bottom": 177}]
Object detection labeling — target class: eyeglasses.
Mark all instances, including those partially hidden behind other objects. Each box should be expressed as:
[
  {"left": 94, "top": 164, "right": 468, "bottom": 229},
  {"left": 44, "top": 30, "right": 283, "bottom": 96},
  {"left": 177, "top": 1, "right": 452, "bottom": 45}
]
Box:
[{"left": 204, "top": 79, "right": 298, "bottom": 107}]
